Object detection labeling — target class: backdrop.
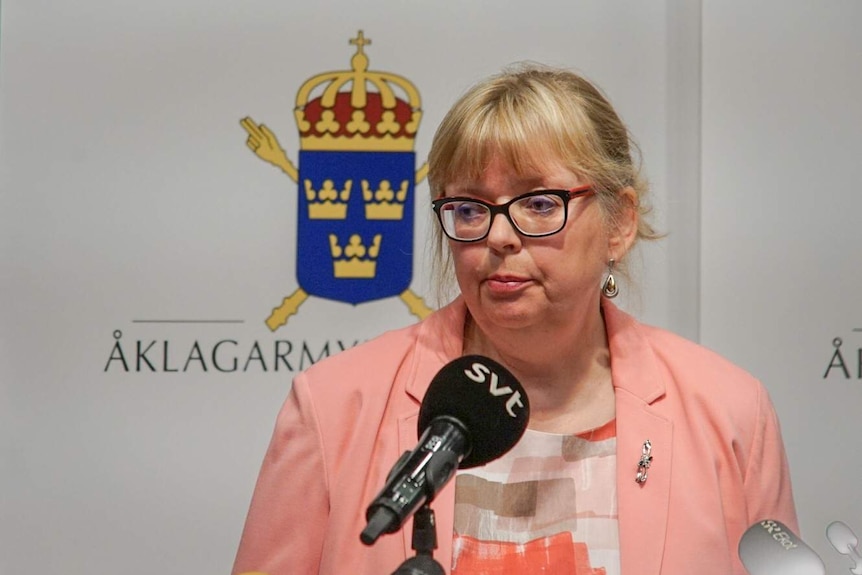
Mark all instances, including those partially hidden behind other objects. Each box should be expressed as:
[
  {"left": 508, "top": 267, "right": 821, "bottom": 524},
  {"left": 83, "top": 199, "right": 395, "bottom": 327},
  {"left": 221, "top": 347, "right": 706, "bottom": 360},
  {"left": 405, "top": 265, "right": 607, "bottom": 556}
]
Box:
[{"left": 1, "top": 1, "right": 859, "bottom": 574}]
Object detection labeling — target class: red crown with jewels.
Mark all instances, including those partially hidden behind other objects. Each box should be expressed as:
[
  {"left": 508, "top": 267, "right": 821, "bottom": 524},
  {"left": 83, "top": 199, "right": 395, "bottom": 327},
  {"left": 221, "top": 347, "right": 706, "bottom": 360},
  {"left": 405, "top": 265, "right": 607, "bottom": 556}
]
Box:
[{"left": 294, "top": 31, "right": 422, "bottom": 152}]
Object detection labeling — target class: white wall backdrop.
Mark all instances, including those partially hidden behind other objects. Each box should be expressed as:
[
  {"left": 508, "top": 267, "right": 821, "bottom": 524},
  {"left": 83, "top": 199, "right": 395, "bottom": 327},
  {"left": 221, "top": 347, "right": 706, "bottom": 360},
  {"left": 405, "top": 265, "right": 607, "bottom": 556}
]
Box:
[
  {"left": 701, "top": 1, "right": 862, "bottom": 572},
  {"left": 2, "top": 0, "right": 859, "bottom": 574}
]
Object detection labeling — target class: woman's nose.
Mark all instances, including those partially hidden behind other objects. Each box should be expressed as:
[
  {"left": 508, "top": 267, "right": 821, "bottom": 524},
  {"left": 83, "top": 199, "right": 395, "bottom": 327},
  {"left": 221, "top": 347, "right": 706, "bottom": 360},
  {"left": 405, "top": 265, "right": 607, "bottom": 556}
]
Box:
[{"left": 484, "top": 211, "right": 522, "bottom": 252}]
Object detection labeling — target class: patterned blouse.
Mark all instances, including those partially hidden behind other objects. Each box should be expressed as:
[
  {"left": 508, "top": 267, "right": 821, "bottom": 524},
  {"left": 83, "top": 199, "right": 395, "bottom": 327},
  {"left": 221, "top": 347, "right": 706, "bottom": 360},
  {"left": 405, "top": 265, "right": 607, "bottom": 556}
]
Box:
[{"left": 452, "top": 419, "right": 619, "bottom": 575}]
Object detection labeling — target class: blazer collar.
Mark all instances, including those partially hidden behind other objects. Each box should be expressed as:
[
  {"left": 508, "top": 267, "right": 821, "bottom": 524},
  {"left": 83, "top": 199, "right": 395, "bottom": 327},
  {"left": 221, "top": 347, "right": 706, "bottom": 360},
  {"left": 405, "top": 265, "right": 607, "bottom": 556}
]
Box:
[
  {"left": 403, "top": 297, "right": 468, "bottom": 403},
  {"left": 604, "top": 299, "right": 673, "bottom": 575},
  {"left": 602, "top": 299, "right": 666, "bottom": 403},
  {"left": 406, "top": 299, "right": 667, "bottom": 404}
]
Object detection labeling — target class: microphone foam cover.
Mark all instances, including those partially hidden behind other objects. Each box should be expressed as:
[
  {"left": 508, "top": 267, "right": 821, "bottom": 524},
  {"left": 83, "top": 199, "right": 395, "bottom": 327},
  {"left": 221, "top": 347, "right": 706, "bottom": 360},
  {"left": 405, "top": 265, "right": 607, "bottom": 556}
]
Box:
[
  {"left": 418, "top": 355, "right": 530, "bottom": 469},
  {"left": 738, "top": 520, "right": 825, "bottom": 575}
]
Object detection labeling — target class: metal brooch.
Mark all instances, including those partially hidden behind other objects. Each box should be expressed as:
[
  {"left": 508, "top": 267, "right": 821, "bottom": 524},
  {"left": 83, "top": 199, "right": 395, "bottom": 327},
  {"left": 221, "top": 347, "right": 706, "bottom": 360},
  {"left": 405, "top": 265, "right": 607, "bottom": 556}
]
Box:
[{"left": 636, "top": 439, "right": 653, "bottom": 484}]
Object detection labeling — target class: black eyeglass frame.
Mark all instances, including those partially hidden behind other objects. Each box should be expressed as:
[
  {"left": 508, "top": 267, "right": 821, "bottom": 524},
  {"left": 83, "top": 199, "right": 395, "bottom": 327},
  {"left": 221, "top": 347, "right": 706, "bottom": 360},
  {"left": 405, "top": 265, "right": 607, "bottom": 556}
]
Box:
[{"left": 431, "top": 185, "right": 595, "bottom": 242}]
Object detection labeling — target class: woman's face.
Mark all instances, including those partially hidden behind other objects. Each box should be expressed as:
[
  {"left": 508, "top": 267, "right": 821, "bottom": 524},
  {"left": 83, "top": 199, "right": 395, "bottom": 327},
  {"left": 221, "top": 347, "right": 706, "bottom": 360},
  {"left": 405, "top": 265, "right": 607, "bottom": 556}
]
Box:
[{"left": 445, "top": 154, "right": 616, "bottom": 334}]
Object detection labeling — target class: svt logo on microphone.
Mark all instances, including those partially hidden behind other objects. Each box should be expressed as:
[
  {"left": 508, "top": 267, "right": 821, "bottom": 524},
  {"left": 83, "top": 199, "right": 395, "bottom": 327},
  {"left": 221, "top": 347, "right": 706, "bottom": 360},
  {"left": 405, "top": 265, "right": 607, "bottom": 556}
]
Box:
[{"left": 463, "top": 362, "right": 526, "bottom": 418}]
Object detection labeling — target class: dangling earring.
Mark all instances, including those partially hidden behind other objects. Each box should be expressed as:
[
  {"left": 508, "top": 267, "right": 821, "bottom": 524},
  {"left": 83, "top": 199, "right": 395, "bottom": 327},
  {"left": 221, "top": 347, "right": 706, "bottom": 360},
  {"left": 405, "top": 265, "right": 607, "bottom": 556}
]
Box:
[{"left": 601, "top": 259, "right": 619, "bottom": 299}]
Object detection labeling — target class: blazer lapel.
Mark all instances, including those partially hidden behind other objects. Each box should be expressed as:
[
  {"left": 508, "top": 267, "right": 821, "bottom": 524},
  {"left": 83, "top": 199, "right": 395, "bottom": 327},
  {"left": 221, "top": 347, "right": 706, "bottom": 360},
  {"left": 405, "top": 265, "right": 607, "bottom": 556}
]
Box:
[
  {"left": 604, "top": 301, "right": 673, "bottom": 575},
  {"left": 396, "top": 299, "right": 466, "bottom": 572},
  {"left": 615, "top": 389, "right": 672, "bottom": 575}
]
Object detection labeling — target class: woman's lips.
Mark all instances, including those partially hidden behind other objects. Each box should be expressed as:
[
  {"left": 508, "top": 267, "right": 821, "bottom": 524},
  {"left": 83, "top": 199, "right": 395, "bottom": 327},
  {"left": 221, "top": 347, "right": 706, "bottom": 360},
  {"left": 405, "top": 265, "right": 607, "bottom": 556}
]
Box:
[{"left": 484, "top": 274, "right": 532, "bottom": 294}]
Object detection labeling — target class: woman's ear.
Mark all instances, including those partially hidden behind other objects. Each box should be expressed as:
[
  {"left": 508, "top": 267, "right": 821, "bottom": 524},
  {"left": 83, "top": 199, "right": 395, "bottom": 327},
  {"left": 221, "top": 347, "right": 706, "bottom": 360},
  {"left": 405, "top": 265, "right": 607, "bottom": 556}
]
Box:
[{"left": 608, "top": 186, "right": 639, "bottom": 261}]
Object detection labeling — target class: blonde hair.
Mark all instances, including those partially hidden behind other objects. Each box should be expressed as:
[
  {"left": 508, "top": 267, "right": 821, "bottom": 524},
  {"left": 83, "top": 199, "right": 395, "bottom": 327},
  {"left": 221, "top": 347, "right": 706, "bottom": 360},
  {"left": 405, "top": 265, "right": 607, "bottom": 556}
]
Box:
[{"left": 426, "top": 63, "right": 660, "bottom": 302}]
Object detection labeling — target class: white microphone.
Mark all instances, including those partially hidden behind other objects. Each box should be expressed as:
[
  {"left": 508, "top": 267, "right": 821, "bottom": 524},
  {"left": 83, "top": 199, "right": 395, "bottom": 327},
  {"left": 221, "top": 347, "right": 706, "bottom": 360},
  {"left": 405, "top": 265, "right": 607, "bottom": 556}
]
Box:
[
  {"left": 826, "top": 521, "right": 862, "bottom": 574},
  {"left": 738, "top": 519, "right": 825, "bottom": 575}
]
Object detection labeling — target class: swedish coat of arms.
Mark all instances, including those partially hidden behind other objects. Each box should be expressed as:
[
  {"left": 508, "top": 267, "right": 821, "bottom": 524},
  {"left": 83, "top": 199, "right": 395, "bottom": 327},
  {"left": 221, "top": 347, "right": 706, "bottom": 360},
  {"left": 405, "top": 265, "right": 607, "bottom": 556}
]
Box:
[{"left": 240, "top": 31, "right": 432, "bottom": 331}]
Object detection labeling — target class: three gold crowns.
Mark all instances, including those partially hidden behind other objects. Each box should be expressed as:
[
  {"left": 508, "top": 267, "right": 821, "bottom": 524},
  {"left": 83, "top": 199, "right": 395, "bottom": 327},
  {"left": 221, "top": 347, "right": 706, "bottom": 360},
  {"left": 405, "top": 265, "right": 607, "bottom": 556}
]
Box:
[{"left": 306, "top": 178, "right": 408, "bottom": 278}]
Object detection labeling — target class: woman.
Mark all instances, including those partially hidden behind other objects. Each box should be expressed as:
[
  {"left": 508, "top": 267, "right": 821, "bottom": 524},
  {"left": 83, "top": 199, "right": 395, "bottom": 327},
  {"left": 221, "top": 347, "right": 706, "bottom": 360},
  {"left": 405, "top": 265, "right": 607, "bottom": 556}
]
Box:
[{"left": 232, "top": 64, "right": 797, "bottom": 575}]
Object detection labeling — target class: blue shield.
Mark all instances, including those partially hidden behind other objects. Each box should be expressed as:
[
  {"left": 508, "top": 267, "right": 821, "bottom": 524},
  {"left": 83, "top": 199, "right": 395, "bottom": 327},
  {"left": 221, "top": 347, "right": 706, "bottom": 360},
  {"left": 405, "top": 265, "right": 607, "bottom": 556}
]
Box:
[{"left": 296, "top": 150, "right": 415, "bottom": 305}]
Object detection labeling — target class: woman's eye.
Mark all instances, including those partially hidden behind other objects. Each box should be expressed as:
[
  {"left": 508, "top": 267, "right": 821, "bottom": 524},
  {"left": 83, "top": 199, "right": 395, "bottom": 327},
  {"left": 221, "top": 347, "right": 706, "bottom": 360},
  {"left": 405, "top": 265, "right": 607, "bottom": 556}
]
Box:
[
  {"left": 454, "top": 202, "right": 485, "bottom": 220},
  {"left": 522, "top": 195, "right": 560, "bottom": 213}
]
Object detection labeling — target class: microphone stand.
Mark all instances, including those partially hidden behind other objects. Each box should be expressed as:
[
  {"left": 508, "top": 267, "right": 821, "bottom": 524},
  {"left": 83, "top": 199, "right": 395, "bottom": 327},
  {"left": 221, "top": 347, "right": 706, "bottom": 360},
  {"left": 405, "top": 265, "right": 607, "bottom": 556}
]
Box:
[{"left": 391, "top": 504, "right": 445, "bottom": 575}]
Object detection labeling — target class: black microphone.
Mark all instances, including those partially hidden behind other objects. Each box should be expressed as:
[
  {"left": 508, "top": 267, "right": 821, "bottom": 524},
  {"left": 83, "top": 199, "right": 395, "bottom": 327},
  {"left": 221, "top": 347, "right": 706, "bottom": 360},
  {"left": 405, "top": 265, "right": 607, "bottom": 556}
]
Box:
[
  {"left": 738, "top": 519, "right": 826, "bottom": 575},
  {"left": 360, "top": 355, "right": 530, "bottom": 546}
]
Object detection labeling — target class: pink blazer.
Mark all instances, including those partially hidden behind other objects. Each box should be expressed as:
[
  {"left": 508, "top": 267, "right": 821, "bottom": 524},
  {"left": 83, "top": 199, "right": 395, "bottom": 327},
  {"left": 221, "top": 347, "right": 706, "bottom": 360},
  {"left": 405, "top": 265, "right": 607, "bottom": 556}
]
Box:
[{"left": 232, "top": 299, "right": 797, "bottom": 575}]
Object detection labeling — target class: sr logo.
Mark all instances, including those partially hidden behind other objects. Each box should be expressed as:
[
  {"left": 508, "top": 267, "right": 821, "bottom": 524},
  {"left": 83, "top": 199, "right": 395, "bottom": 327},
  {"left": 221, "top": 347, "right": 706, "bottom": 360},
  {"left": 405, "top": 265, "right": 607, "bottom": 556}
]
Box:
[{"left": 759, "top": 520, "right": 799, "bottom": 551}]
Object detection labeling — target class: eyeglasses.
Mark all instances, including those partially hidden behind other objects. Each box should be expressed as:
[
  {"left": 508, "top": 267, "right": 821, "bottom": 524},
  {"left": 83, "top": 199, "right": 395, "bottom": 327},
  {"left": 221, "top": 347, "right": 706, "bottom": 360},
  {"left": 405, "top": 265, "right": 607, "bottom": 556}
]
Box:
[{"left": 431, "top": 185, "right": 594, "bottom": 242}]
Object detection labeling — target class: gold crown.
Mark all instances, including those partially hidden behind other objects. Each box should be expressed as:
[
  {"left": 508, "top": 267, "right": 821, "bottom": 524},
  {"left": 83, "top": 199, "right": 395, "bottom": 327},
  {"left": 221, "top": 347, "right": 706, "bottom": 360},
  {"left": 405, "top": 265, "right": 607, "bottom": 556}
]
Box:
[
  {"left": 329, "top": 233, "right": 382, "bottom": 278},
  {"left": 295, "top": 31, "right": 421, "bottom": 152},
  {"left": 305, "top": 179, "right": 352, "bottom": 219},
  {"left": 362, "top": 179, "right": 408, "bottom": 220}
]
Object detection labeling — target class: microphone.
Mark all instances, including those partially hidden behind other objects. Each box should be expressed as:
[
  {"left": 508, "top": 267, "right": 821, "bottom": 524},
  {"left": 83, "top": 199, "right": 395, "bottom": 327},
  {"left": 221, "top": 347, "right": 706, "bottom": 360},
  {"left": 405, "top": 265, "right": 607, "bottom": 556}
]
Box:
[
  {"left": 360, "top": 355, "right": 530, "bottom": 546},
  {"left": 738, "top": 519, "right": 826, "bottom": 575},
  {"left": 826, "top": 521, "right": 862, "bottom": 574}
]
